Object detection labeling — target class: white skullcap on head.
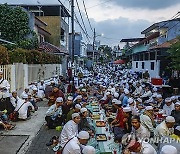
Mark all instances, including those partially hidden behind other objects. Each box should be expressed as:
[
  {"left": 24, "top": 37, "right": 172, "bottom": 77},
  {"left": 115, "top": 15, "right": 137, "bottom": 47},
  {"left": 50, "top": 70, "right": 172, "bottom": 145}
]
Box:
[
  {"left": 115, "top": 100, "right": 122, "bottom": 105},
  {"left": 124, "top": 89, "right": 129, "bottom": 94},
  {"left": 171, "top": 96, "right": 177, "bottom": 100},
  {"left": 128, "top": 98, "right": 134, "bottom": 104},
  {"left": 175, "top": 102, "right": 180, "bottom": 106},
  {"left": 67, "top": 96, "right": 73, "bottom": 101},
  {"left": 0, "top": 70, "right": 3, "bottom": 73},
  {"left": 153, "top": 87, "right": 157, "bottom": 92},
  {"left": 33, "top": 87, "right": 38, "bottom": 91},
  {"left": 76, "top": 95, "right": 82, "bottom": 99},
  {"left": 72, "top": 113, "right": 80, "bottom": 119},
  {"left": 25, "top": 87, "right": 30, "bottom": 89},
  {"left": 160, "top": 145, "right": 177, "bottom": 154},
  {"left": 106, "top": 92, "right": 111, "bottom": 96},
  {"left": 156, "top": 94, "right": 162, "bottom": 98},
  {"left": 56, "top": 97, "right": 63, "bottom": 102},
  {"left": 77, "top": 131, "right": 89, "bottom": 139},
  {"left": 81, "top": 89, "right": 86, "bottom": 92},
  {"left": 137, "top": 98, "right": 142, "bottom": 103},
  {"left": 82, "top": 145, "right": 96, "bottom": 154},
  {"left": 175, "top": 126, "right": 180, "bottom": 131},
  {"left": 123, "top": 107, "right": 131, "bottom": 113},
  {"left": 146, "top": 69, "right": 148, "bottom": 71},
  {"left": 22, "top": 94, "right": 28, "bottom": 99},
  {"left": 115, "top": 84, "right": 119, "bottom": 87},
  {"left": 80, "top": 107, "right": 87, "bottom": 113},
  {"left": 114, "top": 92, "right": 119, "bottom": 98},
  {"left": 165, "top": 116, "right": 175, "bottom": 123},
  {"left": 152, "top": 93, "right": 157, "bottom": 98},
  {"left": 112, "top": 99, "right": 117, "bottom": 103},
  {"left": 145, "top": 106, "right": 153, "bottom": 111},
  {"left": 165, "top": 98, "right": 171, "bottom": 103},
  {"left": 75, "top": 104, "right": 81, "bottom": 109}
]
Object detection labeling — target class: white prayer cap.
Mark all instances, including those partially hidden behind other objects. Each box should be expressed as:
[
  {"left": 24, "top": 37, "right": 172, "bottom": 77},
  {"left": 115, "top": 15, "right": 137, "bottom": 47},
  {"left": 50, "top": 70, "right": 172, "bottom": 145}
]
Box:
[
  {"left": 152, "top": 93, "right": 157, "bottom": 98},
  {"left": 81, "top": 89, "right": 86, "bottom": 92},
  {"left": 175, "top": 101, "right": 180, "bottom": 106},
  {"left": 160, "top": 145, "right": 177, "bottom": 154},
  {"left": 128, "top": 98, "right": 134, "bottom": 104},
  {"left": 175, "top": 126, "right": 180, "bottom": 131},
  {"left": 25, "top": 87, "right": 30, "bottom": 89},
  {"left": 80, "top": 107, "right": 87, "bottom": 113},
  {"left": 146, "top": 69, "right": 148, "bottom": 71},
  {"left": 33, "top": 87, "right": 38, "bottom": 91},
  {"left": 112, "top": 99, "right": 117, "bottom": 103},
  {"left": 72, "top": 113, "right": 80, "bottom": 119},
  {"left": 156, "top": 94, "right": 162, "bottom": 98},
  {"left": 137, "top": 98, "right": 142, "bottom": 103},
  {"left": 142, "top": 84, "right": 145, "bottom": 88},
  {"left": 22, "top": 94, "right": 28, "bottom": 99},
  {"left": 115, "top": 84, "right": 119, "bottom": 87},
  {"left": 77, "top": 131, "right": 89, "bottom": 139},
  {"left": 171, "top": 96, "right": 177, "bottom": 101},
  {"left": 0, "top": 70, "right": 3, "bottom": 73},
  {"left": 115, "top": 100, "right": 122, "bottom": 105},
  {"left": 106, "top": 92, "right": 111, "bottom": 96},
  {"left": 153, "top": 87, "right": 157, "bottom": 92},
  {"left": 145, "top": 106, "right": 153, "bottom": 111},
  {"left": 76, "top": 95, "right": 82, "bottom": 99},
  {"left": 82, "top": 145, "right": 96, "bottom": 154},
  {"left": 56, "top": 97, "right": 63, "bottom": 102},
  {"left": 114, "top": 92, "right": 119, "bottom": 98},
  {"left": 165, "top": 98, "right": 171, "bottom": 103},
  {"left": 123, "top": 107, "right": 131, "bottom": 113},
  {"left": 165, "top": 116, "right": 175, "bottom": 123},
  {"left": 75, "top": 104, "right": 81, "bottom": 109},
  {"left": 67, "top": 96, "right": 73, "bottom": 101},
  {"left": 124, "top": 89, "right": 129, "bottom": 94}
]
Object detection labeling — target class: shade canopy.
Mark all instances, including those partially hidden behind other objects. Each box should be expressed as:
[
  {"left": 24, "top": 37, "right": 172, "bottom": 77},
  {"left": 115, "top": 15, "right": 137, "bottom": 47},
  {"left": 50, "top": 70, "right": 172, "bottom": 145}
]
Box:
[{"left": 114, "top": 59, "right": 125, "bottom": 64}]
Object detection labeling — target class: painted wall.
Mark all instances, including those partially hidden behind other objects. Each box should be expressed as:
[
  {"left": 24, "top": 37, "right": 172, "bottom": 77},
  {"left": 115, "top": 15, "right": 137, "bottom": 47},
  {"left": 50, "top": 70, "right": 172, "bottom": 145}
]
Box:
[
  {"left": 132, "top": 60, "right": 160, "bottom": 78},
  {"left": 131, "top": 44, "right": 150, "bottom": 54}
]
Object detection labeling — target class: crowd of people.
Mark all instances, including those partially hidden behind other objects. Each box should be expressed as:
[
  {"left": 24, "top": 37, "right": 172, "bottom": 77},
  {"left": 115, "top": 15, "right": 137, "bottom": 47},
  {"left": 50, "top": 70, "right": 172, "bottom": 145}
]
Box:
[{"left": 0, "top": 64, "right": 180, "bottom": 154}]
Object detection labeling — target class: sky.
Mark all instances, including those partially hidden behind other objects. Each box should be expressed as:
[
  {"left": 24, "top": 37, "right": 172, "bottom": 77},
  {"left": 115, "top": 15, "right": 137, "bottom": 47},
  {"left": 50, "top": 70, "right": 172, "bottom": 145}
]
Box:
[{"left": 71, "top": 0, "right": 180, "bottom": 47}]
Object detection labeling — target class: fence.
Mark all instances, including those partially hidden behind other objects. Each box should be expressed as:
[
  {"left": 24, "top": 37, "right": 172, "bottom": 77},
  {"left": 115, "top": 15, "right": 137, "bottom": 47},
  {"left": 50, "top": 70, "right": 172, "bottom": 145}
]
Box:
[{"left": 0, "top": 63, "right": 62, "bottom": 93}]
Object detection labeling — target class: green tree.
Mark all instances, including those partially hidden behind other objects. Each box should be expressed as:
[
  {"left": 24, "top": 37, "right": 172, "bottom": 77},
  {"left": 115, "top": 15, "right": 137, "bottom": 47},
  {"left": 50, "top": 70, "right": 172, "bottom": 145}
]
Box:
[
  {"left": 98, "top": 45, "right": 112, "bottom": 62},
  {"left": 167, "top": 37, "right": 180, "bottom": 70},
  {"left": 0, "top": 4, "right": 38, "bottom": 49}
]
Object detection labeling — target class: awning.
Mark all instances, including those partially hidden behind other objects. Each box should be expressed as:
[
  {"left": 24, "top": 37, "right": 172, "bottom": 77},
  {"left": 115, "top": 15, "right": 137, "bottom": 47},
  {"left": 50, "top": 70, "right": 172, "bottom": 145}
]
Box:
[{"left": 114, "top": 59, "right": 125, "bottom": 64}]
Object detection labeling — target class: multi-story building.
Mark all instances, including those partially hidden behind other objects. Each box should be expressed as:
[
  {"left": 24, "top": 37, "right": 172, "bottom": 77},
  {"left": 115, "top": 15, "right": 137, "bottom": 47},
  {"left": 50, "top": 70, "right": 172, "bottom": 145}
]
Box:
[{"left": 122, "top": 18, "right": 180, "bottom": 78}]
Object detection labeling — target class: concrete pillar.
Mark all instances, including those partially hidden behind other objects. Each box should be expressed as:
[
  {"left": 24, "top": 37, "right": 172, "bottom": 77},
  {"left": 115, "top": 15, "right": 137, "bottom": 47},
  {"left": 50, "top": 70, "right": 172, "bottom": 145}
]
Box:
[
  {"left": 23, "top": 64, "right": 28, "bottom": 89},
  {"left": 10, "top": 65, "right": 16, "bottom": 92}
]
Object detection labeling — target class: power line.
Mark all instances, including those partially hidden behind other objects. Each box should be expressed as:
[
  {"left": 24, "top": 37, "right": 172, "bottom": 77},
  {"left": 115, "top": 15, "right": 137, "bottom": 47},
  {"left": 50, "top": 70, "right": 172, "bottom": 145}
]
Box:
[
  {"left": 75, "top": 0, "right": 91, "bottom": 40},
  {"left": 82, "top": 0, "right": 94, "bottom": 33},
  {"left": 87, "top": 0, "right": 112, "bottom": 9}
]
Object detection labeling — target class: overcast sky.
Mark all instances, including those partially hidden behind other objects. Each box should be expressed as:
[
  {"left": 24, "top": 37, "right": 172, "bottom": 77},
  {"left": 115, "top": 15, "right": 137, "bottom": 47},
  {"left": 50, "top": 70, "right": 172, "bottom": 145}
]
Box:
[{"left": 72, "top": 0, "right": 180, "bottom": 47}]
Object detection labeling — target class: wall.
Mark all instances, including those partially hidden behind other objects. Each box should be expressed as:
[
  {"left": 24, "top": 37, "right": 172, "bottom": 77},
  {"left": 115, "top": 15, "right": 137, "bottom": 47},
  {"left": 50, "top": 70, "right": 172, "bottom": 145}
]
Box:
[
  {"left": 131, "top": 44, "right": 150, "bottom": 54},
  {"left": 132, "top": 60, "right": 160, "bottom": 78}
]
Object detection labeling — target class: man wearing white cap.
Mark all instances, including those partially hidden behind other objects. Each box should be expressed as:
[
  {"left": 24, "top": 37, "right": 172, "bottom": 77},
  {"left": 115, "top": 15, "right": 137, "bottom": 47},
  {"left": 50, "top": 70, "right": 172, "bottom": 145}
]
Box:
[
  {"left": 140, "top": 106, "right": 156, "bottom": 137},
  {"left": 132, "top": 82, "right": 143, "bottom": 96},
  {"left": 60, "top": 113, "right": 81, "bottom": 148},
  {"left": 0, "top": 70, "right": 10, "bottom": 92},
  {"left": 171, "top": 102, "right": 180, "bottom": 127},
  {"left": 163, "top": 98, "right": 174, "bottom": 116},
  {"left": 123, "top": 107, "right": 133, "bottom": 133},
  {"left": 15, "top": 94, "right": 34, "bottom": 120},
  {"left": 128, "top": 98, "right": 139, "bottom": 116},
  {"left": 66, "top": 104, "right": 81, "bottom": 122},
  {"left": 62, "top": 96, "right": 74, "bottom": 116},
  {"left": 122, "top": 89, "right": 130, "bottom": 107},
  {"left": 155, "top": 116, "right": 175, "bottom": 137},
  {"left": 62, "top": 131, "right": 89, "bottom": 154},
  {"left": 45, "top": 97, "right": 64, "bottom": 129},
  {"left": 82, "top": 145, "right": 95, "bottom": 154}
]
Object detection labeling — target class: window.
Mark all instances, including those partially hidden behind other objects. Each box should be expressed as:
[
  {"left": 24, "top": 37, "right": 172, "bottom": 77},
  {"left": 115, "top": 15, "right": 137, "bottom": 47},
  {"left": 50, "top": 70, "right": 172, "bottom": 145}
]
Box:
[
  {"left": 150, "top": 52, "right": 155, "bottom": 60},
  {"left": 145, "top": 53, "right": 149, "bottom": 60},
  {"left": 142, "top": 62, "right": 144, "bottom": 69},
  {"left": 151, "top": 62, "right": 155, "bottom": 70},
  {"left": 136, "top": 62, "right": 138, "bottom": 68}
]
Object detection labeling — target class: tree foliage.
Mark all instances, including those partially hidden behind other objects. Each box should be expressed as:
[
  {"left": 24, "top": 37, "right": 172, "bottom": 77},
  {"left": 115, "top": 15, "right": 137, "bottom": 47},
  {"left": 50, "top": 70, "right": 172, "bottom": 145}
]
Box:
[
  {"left": 167, "top": 37, "right": 180, "bottom": 70},
  {"left": 0, "top": 4, "right": 38, "bottom": 49}
]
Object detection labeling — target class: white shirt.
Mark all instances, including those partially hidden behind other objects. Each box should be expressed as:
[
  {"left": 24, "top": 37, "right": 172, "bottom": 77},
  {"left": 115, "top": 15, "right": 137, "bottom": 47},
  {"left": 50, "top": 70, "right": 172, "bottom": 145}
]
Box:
[
  {"left": 155, "top": 121, "right": 174, "bottom": 137},
  {"left": 15, "top": 100, "right": 34, "bottom": 119},
  {"left": 140, "top": 114, "right": 155, "bottom": 133},
  {"left": 163, "top": 103, "right": 175, "bottom": 116},
  {"left": 132, "top": 125, "right": 150, "bottom": 141},
  {"left": 10, "top": 96, "right": 21, "bottom": 108},
  {"left": 0, "top": 78, "right": 10, "bottom": 91},
  {"left": 133, "top": 86, "right": 143, "bottom": 95},
  {"left": 60, "top": 120, "right": 78, "bottom": 147},
  {"left": 62, "top": 137, "right": 81, "bottom": 154},
  {"left": 141, "top": 90, "right": 152, "bottom": 98},
  {"left": 20, "top": 91, "right": 28, "bottom": 99}
]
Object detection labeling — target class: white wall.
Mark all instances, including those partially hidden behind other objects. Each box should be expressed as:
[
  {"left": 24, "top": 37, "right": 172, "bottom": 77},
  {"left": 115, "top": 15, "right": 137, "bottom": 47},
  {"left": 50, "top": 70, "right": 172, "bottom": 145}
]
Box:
[{"left": 132, "top": 60, "right": 160, "bottom": 78}]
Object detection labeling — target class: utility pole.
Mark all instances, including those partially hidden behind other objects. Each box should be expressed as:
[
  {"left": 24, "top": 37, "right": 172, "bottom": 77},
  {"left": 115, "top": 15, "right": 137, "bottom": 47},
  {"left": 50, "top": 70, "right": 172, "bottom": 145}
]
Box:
[
  {"left": 71, "top": 0, "right": 75, "bottom": 93},
  {"left": 93, "top": 28, "right": 96, "bottom": 61}
]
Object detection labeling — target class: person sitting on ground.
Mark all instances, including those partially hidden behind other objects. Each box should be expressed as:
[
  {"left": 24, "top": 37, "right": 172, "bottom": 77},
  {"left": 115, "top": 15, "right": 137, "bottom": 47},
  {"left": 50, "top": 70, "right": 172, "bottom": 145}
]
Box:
[
  {"left": 160, "top": 145, "right": 177, "bottom": 154},
  {"left": 10, "top": 91, "right": 21, "bottom": 110},
  {"left": 45, "top": 81, "right": 55, "bottom": 98},
  {"left": 155, "top": 116, "right": 175, "bottom": 137},
  {"left": 78, "top": 108, "right": 95, "bottom": 136},
  {"left": 131, "top": 115, "right": 150, "bottom": 141},
  {"left": 59, "top": 113, "right": 81, "bottom": 148},
  {"left": 62, "top": 96, "right": 74, "bottom": 118},
  {"left": 45, "top": 97, "right": 64, "bottom": 129},
  {"left": 62, "top": 131, "right": 89, "bottom": 154},
  {"left": 15, "top": 94, "right": 34, "bottom": 120},
  {"left": 66, "top": 104, "right": 81, "bottom": 122},
  {"left": 140, "top": 106, "right": 156, "bottom": 137},
  {"left": 163, "top": 98, "right": 174, "bottom": 116},
  {"left": 82, "top": 145, "right": 96, "bottom": 154},
  {"left": 171, "top": 102, "right": 180, "bottom": 127},
  {"left": 20, "top": 87, "right": 29, "bottom": 99},
  {"left": 128, "top": 98, "right": 139, "bottom": 116},
  {"left": 141, "top": 86, "right": 152, "bottom": 102},
  {"left": 122, "top": 107, "right": 133, "bottom": 134}
]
